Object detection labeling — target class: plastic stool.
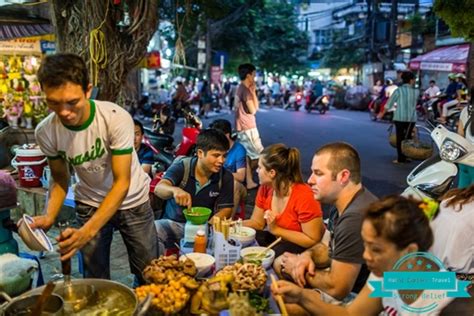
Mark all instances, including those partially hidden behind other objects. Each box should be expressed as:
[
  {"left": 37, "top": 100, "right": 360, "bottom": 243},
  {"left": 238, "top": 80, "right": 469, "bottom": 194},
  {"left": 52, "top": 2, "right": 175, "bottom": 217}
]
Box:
[
  {"left": 77, "top": 251, "right": 85, "bottom": 277},
  {"left": 234, "top": 200, "right": 246, "bottom": 220}
]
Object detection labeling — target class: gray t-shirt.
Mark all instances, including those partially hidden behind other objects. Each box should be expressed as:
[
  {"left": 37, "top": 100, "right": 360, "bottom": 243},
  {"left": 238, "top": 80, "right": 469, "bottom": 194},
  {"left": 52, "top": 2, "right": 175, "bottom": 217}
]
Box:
[{"left": 327, "top": 187, "right": 378, "bottom": 293}]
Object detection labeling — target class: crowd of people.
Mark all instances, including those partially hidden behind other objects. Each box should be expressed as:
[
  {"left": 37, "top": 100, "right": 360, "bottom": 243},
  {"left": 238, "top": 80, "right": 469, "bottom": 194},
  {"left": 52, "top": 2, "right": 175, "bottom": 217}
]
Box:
[{"left": 30, "top": 53, "right": 473, "bottom": 314}]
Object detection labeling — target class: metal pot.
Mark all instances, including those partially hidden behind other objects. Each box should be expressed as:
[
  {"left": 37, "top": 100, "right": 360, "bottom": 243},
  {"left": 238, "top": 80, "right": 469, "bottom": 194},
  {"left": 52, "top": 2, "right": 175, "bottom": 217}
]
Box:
[
  {"left": 23, "top": 279, "right": 150, "bottom": 315},
  {"left": 0, "top": 292, "right": 64, "bottom": 316}
]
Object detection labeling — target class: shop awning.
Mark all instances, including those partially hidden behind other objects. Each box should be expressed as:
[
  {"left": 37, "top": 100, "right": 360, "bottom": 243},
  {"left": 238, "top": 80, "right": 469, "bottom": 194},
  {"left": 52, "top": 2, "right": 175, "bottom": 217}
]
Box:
[
  {"left": 0, "top": 23, "right": 52, "bottom": 40},
  {"left": 409, "top": 44, "right": 470, "bottom": 73}
]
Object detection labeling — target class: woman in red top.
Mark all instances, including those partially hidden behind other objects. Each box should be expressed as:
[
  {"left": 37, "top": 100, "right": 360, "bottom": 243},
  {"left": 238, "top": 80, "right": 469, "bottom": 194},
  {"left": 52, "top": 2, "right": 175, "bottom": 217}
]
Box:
[{"left": 244, "top": 144, "right": 325, "bottom": 257}]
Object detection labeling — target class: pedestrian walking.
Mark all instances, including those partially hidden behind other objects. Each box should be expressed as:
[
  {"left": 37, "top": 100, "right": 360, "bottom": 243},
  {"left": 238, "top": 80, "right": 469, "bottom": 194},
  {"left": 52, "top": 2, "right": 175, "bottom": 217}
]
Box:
[
  {"left": 385, "top": 71, "right": 419, "bottom": 164},
  {"left": 235, "top": 63, "right": 264, "bottom": 189}
]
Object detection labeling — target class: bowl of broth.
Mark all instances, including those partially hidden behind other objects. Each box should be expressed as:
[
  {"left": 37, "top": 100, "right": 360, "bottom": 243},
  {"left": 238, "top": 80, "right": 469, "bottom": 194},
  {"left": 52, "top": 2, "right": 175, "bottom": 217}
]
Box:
[{"left": 240, "top": 246, "right": 275, "bottom": 269}]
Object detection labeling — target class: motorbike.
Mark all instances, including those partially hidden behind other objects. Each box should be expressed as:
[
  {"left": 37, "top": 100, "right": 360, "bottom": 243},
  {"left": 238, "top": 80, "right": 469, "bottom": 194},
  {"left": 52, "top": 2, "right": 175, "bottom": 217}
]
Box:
[
  {"left": 402, "top": 124, "right": 474, "bottom": 200},
  {"left": 305, "top": 91, "right": 329, "bottom": 114},
  {"left": 425, "top": 93, "right": 463, "bottom": 132},
  {"left": 144, "top": 109, "right": 202, "bottom": 174},
  {"left": 285, "top": 91, "right": 303, "bottom": 111},
  {"left": 368, "top": 96, "right": 392, "bottom": 121}
]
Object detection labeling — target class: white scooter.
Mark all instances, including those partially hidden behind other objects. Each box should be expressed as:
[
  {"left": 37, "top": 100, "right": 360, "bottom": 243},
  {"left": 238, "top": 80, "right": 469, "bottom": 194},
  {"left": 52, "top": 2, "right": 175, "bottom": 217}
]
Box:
[{"left": 402, "top": 125, "right": 474, "bottom": 200}]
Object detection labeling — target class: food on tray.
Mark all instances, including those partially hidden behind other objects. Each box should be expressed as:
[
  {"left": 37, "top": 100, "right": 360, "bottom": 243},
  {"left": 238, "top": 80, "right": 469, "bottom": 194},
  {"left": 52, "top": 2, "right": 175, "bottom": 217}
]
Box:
[
  {"left": 191, "top": 273, "right": 234, "bottom": 315},
  {"left": 136, "top": 274, "right": 199, "bottom": 314},
  {"left": 228, "top": 292, "right": 261, "bottom": 316},
  {"left": 217, "top": 262, "right": 267, "bottom": 292},
  {"left": 143, "top": 255, "right": 197, "bottom": 284},
  {"left": 139, "top": 255, "right": 200, "bottom": 314}
]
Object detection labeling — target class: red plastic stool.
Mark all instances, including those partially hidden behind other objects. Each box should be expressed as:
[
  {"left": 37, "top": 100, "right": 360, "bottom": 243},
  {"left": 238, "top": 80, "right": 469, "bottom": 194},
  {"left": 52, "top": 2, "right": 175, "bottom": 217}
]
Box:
[{"left": 234, "top": 200, "right": 246, "bottom": 220}]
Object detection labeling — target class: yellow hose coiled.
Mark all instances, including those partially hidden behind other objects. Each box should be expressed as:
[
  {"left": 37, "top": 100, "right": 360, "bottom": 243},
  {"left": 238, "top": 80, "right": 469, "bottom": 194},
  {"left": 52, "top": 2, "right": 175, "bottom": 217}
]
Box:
[{"left": 89, "top": 3, "right": 109, "bottom": 86}]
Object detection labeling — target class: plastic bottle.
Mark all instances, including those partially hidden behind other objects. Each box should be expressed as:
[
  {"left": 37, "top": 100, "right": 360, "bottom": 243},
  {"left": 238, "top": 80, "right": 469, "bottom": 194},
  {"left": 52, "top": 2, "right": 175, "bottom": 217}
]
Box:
[{"left": 193, "top": 229, "right": 207, "bottom": 253}]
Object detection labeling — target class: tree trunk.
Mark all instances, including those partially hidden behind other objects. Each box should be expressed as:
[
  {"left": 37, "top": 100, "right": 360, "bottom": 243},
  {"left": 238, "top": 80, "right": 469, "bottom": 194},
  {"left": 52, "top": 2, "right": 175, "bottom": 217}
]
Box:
[{"left": 49, "top": 0, "right": 158, "bottom": 104}]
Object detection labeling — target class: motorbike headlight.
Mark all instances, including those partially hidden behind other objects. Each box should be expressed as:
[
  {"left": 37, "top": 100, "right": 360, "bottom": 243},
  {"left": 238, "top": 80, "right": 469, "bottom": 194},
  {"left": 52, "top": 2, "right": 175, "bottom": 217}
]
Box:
[{"left": 440, "top": 140, "right": 467, "bottom": 162}]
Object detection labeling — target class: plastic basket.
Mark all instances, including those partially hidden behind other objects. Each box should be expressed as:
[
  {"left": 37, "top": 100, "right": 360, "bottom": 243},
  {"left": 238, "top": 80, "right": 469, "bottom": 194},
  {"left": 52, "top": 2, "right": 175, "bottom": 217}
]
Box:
[
  {"left": 213, "top": 232, "right": 241, "bottom": 271},
  {"left": 0, "top": 268, "right": 35, "bottom": 296}
]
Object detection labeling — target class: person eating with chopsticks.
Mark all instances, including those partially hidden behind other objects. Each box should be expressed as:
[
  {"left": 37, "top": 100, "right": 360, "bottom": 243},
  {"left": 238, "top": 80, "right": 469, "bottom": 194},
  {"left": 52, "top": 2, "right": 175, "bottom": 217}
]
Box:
[
  {"left": 243, "top": 143, "right": 324, "bottom": 257},
  {"left": 154, "top": 129, "right": 234, "bottom": 255}
]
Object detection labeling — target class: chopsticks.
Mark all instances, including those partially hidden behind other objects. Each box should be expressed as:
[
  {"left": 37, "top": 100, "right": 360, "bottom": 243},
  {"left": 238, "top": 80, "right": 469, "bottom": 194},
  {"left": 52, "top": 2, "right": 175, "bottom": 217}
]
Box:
[
  {"left": 256, "top": 237, "right": 282, "bottom": 258},
  {"left": 270, "top": 274, "right": 288, "bottom": 316},
  {"left": 213, "top": 217, "right": 235, "bottom": 240}
]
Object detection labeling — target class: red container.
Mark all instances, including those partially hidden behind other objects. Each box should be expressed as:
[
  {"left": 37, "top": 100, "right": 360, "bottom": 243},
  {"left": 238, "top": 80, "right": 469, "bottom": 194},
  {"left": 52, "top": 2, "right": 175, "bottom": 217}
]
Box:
[{"left": 11, "top": 145, "right": 47, "bottom": 187}]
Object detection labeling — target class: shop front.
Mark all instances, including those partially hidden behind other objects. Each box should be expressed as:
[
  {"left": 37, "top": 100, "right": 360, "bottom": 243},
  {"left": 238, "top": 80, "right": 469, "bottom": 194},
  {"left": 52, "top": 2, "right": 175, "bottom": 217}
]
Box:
[
  {"left": 409, "top": 43, "right": 470, "bottom": 90},
  {"left": 0, "top": 36, "right": 54, "bottom": 129}
]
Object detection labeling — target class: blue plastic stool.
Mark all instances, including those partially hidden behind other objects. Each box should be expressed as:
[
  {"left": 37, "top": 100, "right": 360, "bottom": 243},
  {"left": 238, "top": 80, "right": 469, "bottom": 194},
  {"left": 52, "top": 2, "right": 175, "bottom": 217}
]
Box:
[{"left": 77, "top": 251, "right": 84, "bottom": 277}]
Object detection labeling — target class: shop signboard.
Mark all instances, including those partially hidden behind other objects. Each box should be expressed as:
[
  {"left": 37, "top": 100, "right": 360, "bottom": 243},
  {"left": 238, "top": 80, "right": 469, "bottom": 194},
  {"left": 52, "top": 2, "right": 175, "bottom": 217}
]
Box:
[
  {"left": 211, "top": 66, "right": 222, "bottom": 84},
  {"left": 0, "top": 38, "right": 41, "bottom": 54},
  {"left": 409, "top": 44, "right": 469, "bottom": 73},
  {"left": 40, "top": 41, "right": 56, "bottom": 54}
]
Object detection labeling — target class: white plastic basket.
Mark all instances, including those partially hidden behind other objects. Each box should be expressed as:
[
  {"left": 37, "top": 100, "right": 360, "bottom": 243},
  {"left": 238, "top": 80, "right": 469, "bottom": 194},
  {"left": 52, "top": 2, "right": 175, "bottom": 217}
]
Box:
[{"left": 213, "top": 232, "right": 241, "bottom": 271}]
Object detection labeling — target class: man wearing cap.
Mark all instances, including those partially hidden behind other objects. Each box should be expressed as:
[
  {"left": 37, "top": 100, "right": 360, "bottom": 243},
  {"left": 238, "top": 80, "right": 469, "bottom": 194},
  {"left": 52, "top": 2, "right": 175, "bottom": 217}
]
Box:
[{"left": 438, "top": 73, "right": 468, "bottom": 124}]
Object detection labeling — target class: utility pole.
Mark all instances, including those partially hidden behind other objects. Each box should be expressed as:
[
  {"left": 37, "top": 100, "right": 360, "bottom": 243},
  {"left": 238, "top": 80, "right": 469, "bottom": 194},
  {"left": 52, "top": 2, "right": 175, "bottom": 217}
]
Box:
[
  {"left": 205, "top": 19, "right": 212, "bottom": 81},
  {"left": 366, "top": 0, "right": 373, "bottom": 63},
  {"left": 410, "top": 0, "right": 421, "bottom": 58},
  {"left": 389, "top": 0, "right": 398, "bottom": 69}
]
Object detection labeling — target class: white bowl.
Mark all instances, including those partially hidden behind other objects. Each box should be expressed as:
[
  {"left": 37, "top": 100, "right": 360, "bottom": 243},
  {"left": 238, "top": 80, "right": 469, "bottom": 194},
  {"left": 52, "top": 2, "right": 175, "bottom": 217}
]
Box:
[
  {"left": 240, "top": 246, "right": 275, "bottom": 270},
  {"left": 230, "top": 227, "right": 256, "bottom": 247},
  {"left": 17, "top": 214, "right": 53, "bottom": 252},
  {"left": 179, "top": 253, "right": 215, "bottom": 277}
]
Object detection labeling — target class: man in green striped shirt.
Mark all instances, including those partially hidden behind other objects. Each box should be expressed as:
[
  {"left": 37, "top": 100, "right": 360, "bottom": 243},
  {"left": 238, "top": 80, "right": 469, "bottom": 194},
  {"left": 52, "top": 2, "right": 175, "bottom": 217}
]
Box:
[{"left": 385, "top": 71, "right": 419, "bottom": 163}]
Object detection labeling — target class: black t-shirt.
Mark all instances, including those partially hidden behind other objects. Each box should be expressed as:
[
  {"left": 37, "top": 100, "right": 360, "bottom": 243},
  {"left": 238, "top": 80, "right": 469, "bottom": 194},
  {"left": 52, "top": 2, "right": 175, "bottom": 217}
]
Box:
[{"left": 327, "top": 187, "right": 378, "bottom": 293}]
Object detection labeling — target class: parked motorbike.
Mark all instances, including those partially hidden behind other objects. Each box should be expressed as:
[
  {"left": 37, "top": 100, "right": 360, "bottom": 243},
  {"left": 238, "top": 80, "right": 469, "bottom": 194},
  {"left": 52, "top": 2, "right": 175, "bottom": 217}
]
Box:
[
  {"left": 402, "top": 124, "right": 474, "bottom": 200},
  {"left": 144, "top": 109, "right": 202, "bottom": 173},
  {"left": 305, "top": 91, "right": 329, "bottom": 114}
]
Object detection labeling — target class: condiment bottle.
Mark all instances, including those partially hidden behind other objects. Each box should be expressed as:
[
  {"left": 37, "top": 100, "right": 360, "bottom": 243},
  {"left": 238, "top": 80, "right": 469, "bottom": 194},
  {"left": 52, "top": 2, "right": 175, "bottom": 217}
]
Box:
[{"left": 193, "top": 230, "right": 207, "bottom": 253}]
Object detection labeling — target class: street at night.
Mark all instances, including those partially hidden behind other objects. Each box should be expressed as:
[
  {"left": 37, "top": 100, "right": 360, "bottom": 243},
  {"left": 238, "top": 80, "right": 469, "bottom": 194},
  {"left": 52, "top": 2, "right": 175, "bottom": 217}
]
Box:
[
  {"left": 201, "top": 106, "right": 416, "bottom": 198},
  {"left": 1, "top": 1, "right": 473, "bottom": 315}
]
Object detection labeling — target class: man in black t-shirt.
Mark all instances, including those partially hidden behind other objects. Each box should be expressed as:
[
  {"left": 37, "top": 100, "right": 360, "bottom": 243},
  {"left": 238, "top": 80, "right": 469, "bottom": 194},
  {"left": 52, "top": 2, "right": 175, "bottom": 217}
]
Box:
[{"left": 275, "top": 142, "right": 377, "bottom": 307}]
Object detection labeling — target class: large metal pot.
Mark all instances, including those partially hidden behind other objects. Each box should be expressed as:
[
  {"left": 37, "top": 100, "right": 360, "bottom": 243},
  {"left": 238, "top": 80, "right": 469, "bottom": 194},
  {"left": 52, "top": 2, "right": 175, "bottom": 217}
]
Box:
[
  {"left": 0, "top": 292, "right": 64, "bottom": 316},
  {"left": 22, "top": 279, "right": 150, "bottom": 315}
]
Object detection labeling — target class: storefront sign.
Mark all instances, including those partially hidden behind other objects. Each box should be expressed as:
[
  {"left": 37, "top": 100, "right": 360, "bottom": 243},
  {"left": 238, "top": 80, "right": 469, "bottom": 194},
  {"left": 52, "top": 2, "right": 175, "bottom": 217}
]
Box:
[
  {"left": 211, "top": 66, "right": 222, "bottom": 84},
  {"left": 419, "top": 62, "right": 453, "bottom": 72},
  {"left": 0, "top": 38, "right": 41, "bottom": 54},
  {"left": 40, "top": 40, "right": 56, "bottom": 53}
]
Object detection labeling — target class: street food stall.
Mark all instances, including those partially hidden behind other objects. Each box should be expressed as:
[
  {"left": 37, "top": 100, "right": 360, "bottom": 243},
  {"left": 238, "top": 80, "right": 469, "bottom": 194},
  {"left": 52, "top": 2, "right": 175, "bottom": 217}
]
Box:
[
  {"left": 1, "top": 202, "right": 282, "bottom": 315},
  {"left": 409, "top": 43, "right": 470, "bottom": 90}
]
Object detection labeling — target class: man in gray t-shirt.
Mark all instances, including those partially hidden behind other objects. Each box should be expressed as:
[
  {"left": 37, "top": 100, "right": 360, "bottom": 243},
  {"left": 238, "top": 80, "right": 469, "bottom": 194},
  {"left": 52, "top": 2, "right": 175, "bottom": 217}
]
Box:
[
  {"left": 275, "top": 142, "right": 377, "bottom": 308},
  {"left": 327, "top": 188, "right": 376, "bottom": 293}
]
